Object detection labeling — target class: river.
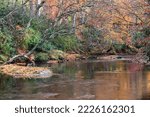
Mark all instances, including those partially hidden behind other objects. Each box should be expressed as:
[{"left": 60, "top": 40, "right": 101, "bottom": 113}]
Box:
[{"left": 0, "top": 59, "right": 150, "bottom": 100}]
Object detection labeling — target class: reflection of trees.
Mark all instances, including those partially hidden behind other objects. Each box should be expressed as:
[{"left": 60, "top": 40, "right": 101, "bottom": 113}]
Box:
[
  {"left": 51, "top": 62, "right": 79, "bottom": 80},
  {"left": 80, "top": 62, "right": 95, "bottom": 79},
  {"left": 0, "top": 75, "right": 14, "bottom": 91},
  {"left": 0, "top": 61, "right": 150, "bottom": 99},
  {"left": 71, "top": 61, "right": 148, "bottom": 99},
  {"left": 93, "top": 62, "right": 146, "bottom": 99},
  {"left": 142, "top": 72, "right": 150, "bottom": 99},
  {"left": 80, "top": 61, "right": 125, "bottom": 80},
  {"left": 0, "top": 75, "right": 54, "bottom": 99}
]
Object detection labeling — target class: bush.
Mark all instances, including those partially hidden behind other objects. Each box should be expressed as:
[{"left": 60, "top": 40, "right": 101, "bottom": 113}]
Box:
[
  {"left": 0, "top": 1, "right": 13, "bottom": 17},
  {"left": 81, "top": 25, "right": 103, "bottom": 52},
  {"left": 0, "top": 54, "right": 8, "bottom": 62},
  {"left": 82, "top": 25, "right": 102, "bottom": 41},
  {"left": 143, "top": 38, "right": 150, "bottom": 58},
  {"left": 12, "top": 11, "right": 30, "bottom": 27},
  {"left": 23, "top": 28, "right": 41, "bottom": 50},
  {"left": 132, "top": 32, "right": 145, "bottom": 45},
  {"left": 30, "top": 17, "right": 52, "bottom": 33},
  {"left": 49, "top": 50, "right": 66, "bottom": 60},
  {"left": 37, "top": 41, "right": 56, "bottom": 52},
  {"left": 35, "top": 52, "right": 49, "bottom": 62},
  {"left": 113, "top": 43, "right": 126, "bottom": 53},
  {"left": 52, "top": 35, "right": 78, "bottom": 51},
  {"left": 132, "top": 27, "right": 150, "bottom": 60},
  {"left": 142, "top": 27, "right": 150, "bottom": 38},
  {"left": 0, "top": 31, "right": 15, "bottom": 55},
  {"left": 132, "top": 27, "right": 150, "bottom": 47}
]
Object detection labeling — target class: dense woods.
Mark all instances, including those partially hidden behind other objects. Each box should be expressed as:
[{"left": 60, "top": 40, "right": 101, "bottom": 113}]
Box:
[
  {"left": 0, "top": 0, "right": 150, "bottom": 65},
  {"left": 0, "top": 0, "right": 150, "bottom": 100}
]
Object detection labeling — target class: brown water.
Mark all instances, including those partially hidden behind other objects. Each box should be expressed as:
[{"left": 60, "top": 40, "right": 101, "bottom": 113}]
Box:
[{"left": 0, "top": 60, "right": 150, "bottom": 100}]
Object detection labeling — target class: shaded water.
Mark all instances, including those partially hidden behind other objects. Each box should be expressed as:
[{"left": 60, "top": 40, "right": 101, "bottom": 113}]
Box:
[{"left": 0, "top": 60, "right": 150, "bottom": 100}]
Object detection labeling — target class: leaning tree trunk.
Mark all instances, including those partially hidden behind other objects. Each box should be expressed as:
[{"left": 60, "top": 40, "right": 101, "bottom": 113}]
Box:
[{"left": 4, "top": 0, "right": 46, "bottom": 66}]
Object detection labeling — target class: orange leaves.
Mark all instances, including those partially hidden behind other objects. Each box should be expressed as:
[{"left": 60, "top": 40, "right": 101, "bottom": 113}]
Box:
[
  {"left": 16, "top": 25, "right": 23, "bottom": 31},
  {"left": 0, "top": 64, "right": 52, "bottom": 78}
]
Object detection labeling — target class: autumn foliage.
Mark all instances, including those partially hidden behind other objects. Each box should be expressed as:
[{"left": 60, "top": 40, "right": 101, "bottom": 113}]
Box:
[{"left": 0, "top": 0, "right": 150, "bottom": 64}]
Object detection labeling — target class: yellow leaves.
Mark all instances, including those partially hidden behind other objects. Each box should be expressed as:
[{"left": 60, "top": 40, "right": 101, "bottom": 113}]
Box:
[{"left": 0, "top": 65, "right": 52, "bottom": 78}]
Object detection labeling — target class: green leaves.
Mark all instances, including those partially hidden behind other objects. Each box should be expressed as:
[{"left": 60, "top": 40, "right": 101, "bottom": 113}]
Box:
[
  {"left": 35, "top": 52, "right": 49, "bottom": 62},
  {"left": 52, "top": 35, "right": 78, "bottom": 51},
  {"left": 0, "top": 31, "right": 15, "bottom": 55},
  {"left": 23, "top": 28, "right": 41, "bottom": 50},
  {"left": 82, "top": 26, "right": 102, "bottom": 41}
]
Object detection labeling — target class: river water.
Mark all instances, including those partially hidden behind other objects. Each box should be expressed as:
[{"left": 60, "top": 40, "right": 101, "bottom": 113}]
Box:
[{"left": 0, "top": 60, "right": 150, "bottom": 100}]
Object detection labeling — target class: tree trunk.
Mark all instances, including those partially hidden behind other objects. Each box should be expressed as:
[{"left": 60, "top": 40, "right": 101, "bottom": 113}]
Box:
[{"left": 29, "top": 0, "right": 35, "bottom": 17}]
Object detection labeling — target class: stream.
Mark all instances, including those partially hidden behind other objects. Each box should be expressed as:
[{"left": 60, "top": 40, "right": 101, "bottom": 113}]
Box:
[{"left": 0, "top": 59, "right": 150, "bottom": 100}]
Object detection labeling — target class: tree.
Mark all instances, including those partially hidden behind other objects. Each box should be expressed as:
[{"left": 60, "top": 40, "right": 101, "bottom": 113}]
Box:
[{"left": 1, "top": 0, "right": 92, "bottom": 65}]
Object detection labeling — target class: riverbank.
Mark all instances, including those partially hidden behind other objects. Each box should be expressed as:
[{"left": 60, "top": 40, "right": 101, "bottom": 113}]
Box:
[{"left": 0, "top": 54, "right": 149, "bottom": 79}]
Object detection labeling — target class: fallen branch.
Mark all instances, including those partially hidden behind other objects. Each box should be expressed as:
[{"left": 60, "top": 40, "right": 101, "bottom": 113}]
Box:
[{"left": 4, "top": 54, "right": 35, "bottom": 66}]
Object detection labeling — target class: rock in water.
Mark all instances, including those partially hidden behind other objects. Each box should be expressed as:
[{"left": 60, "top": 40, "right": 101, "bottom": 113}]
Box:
[{"left": 38, "top": 70, "right": 53, "bottom": 78}]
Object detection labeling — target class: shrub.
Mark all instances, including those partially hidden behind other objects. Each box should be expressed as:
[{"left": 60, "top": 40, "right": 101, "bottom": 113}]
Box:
[
  {"left": 82, "top": 25, "right": 102, "bottom": 41},
  {"left": 81, "top": 25, "right": 103, "bottom": 52},
  {"left": 113, "top": 43, "right": 126, "bottom": 53},
  {"left": 132, "top": 27, "right": 150, "bottom": 60},
  {"left": 132, "top": 27, "right": 150, "bottom": 47},
  {"left": 49, "top": 50, "right": 66, "bottom": 60},
  {"left": 37, "top": 41, "right": 56, "bottom": 52},
  {"left": 23, "top": 28, "right": 41, "bottom": 50},
  {"left": 12, "top": 11, "right": 30, "bottom": 27},
  {"left": 30, "top": 17, "right": 52, "bottom": 33},
  {"left": 142, "top": 27, "right": 150, "bottom": 38},
  {"left": 35, "top": 52, "right": 49, "bottom": 62},
  {"left": 132, "top": 32, "right": 145, "bottom": 45},
  {"left": 0, "top": 1, "right": 13, "bottom": 17},
  {"left": 52, "top": 35, "right": 78, "bottom": 51},
  {"left": 0, "top": 31, "right": 15, "bottom": 55},
  {"left": 0, "top": 54, "right": 8, "bottom": 62},
  {"left": 142, "top": 38, "right": 150, "bottom": 58}
]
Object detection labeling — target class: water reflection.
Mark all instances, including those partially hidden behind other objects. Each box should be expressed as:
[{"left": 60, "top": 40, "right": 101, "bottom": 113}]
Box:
[{"left": 0, "top": 60, "right": 150, "bottom": 100}]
